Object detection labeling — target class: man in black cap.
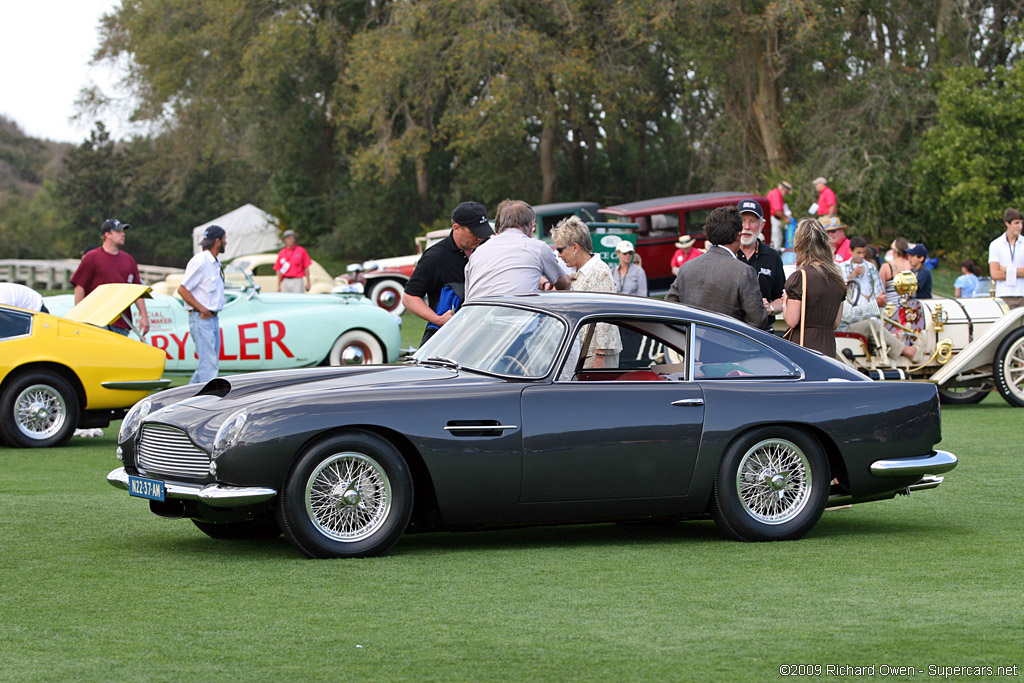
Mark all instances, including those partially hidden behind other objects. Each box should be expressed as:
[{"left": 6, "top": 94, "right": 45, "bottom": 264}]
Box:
[
  {"left": 735, "top": 199, "right": 786, "bottom": 328},
  {"left": 70, "top": 218, "right": 149, "bottom": 336},
  {"left": 906, "top": 243, "right": 933, "bottom": 299},
  {"left": 403, "top": 201, "right": 494, "bottom": 344},
  {"left": 178, "top": 225, "right": 227, "bottom": 383}
]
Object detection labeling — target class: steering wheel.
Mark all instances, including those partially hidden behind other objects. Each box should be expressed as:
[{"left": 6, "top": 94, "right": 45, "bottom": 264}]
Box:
[
  {"left": 498, "top": 355, "right": 530, "bottom": 375},
  {"left": 845, "top": 280, "right": 861, "bottom": 305}
]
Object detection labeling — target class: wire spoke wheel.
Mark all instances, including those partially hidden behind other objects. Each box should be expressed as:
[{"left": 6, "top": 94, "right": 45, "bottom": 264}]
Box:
[
  {"left": 735, "top": 439, "right": 811, "bottom": 525},
  {"left": 305, "top": 453, "right": 392, "bottom": 542},
  {"left": 14, "top": 383, "right": 68, "bottom": 439},
  {"left": 712, "top": 427, "right": 828, "bottom": 542},
  {"left": 279, "top": 432, "right": 413, "bottom": 558}
]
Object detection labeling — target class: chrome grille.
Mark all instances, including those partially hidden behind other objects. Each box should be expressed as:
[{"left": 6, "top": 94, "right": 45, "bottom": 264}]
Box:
[{"left": 138, "top": 424, "right": 210, "bottom": 478}]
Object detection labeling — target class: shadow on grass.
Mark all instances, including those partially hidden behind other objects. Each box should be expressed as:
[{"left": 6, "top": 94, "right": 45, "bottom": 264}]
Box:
[{"left": 113, "top": 507, "right": 964, "bottom": 561}]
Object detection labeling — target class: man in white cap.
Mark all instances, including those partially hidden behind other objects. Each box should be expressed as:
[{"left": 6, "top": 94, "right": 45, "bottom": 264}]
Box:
[
  {"left": 178, "top": 225, "right": 227, "bottom": 384},
  {"left": 274, "top": 229, "right": 312, "bottom": 292},
  {"left": 812, "top": 177, "right": 837, "bottom": 218},
  {"left": 670, "top": 235, "right": 703, "bottom": 276}
]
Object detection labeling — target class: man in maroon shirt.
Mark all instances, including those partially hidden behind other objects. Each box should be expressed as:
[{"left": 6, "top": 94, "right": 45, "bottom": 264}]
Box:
[{"left": 71, "top": 218, "right": 150, "bottom": 336}]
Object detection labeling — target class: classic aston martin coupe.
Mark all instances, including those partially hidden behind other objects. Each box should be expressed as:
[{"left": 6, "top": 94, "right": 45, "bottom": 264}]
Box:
[{"left": 108, "top": 293, "right": 957, "bottom": 558}]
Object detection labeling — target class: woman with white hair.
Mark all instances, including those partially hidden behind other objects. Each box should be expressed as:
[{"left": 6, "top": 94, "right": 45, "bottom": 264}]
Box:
[
  {"left": 782, "top": 218, "right": 845, "bottom": 357},
  {"left": 552, "top": 216, "right": 621, "bottom": 369},
  {"left": 611, "top": 240, "right": 648, "bottom": 297}
]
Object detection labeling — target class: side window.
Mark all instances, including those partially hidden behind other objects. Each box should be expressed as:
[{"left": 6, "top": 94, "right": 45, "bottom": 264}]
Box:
[
  {"left": 684, "top": 208, "right": 713, "bottom": 236},
  {"left": 564, "top": 320, "right": 689, "bottom": 381},
  {"left": 693, "top": 325, "right": 800, "bottom": 379},
  {"left": 0, "top": 309, "right": 32, "bottom": 340},
  {"left": 252, "top": 263, "right": 277, "bottom": 276},
  {"left": 648, "top": 213, "right": 679, "bottom": 237}
]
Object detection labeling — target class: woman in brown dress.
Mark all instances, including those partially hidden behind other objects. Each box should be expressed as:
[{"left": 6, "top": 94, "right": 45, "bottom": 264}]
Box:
[{"left": 783, "top": 218, "right": 846, "bottom": 357}]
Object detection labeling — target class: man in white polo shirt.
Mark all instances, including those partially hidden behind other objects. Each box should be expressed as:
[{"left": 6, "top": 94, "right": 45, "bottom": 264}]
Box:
[
  {"left": 177, "top": 225, "right": 227, "bottom": 384},
  {"left": 989, "top": 207, "right": 1024, "bottom": 309},
  {"left": 464, "top": 200, "right": 570, "bottom": 300}
]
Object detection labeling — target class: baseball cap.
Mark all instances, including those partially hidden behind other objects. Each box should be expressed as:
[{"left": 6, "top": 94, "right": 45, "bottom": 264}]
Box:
[
  {"left": 737, "top": 199, "right": 763, "bottom": 220},
  {"left": 812, "top": 176, "right": 827, "bottom": 185},
  {"left": 615, "top": 240, "right": 635, "bottom": 253},
  {"left": 101, "top": 219, "right": 130, "bottom": 232},
  {"left": 203, "top": 225, "right": 226, "bottom": 241},
  {"left": 452, "top": 201, "right": 494, "bottom": 239},
  {"left": 282, "top": 229, "right": 296, "bottom": 238},
  {"left": 906, "top": 243, "right": 928, "bottom": 257}
]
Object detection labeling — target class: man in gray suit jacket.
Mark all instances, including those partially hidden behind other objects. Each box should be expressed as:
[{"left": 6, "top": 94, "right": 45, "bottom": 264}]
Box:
[{"left": 665, "top": 206, "right": 773, "bottom": 329}]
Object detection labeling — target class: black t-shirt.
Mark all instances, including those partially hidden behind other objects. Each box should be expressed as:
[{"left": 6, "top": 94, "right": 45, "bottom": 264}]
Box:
[
  {"left": 404, "top": 231, "right": 470, "bottom": 311},
  {"left": 738, "top": 241, "right": 786, "bottom": 303}
]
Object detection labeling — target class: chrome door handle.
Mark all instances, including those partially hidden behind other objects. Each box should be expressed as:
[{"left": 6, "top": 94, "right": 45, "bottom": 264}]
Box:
[{"left": 671, "top": 398, "right": 704, "bottom": 407}]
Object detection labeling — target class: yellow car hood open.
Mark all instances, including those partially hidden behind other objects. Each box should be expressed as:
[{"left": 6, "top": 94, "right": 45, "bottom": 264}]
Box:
[{"left": 62, "top": 283, "right": 153, "bottom": 327}]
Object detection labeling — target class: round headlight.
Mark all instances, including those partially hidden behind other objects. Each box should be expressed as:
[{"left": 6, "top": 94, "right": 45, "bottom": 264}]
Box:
[
  {"left": 213, "top": 409, "right": 248, "bottom": 459},
  {"left": 119, "top": 399, "right": 151, "bottom": 443}
]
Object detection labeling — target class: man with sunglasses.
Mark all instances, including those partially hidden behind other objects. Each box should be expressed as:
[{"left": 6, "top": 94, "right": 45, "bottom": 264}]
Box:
[{"left": 464, "top": 200, "right": 570, "bottom": 301}]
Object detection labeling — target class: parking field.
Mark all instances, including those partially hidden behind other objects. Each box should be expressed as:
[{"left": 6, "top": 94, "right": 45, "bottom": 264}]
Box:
[{"left": 1, "top": 390, "right": 1020, "bottom": 680}]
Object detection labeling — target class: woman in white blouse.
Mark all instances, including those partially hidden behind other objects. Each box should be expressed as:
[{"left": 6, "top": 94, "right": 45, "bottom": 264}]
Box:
[{"left": 552, "top": 217, "right": 622, "bottom": 369}]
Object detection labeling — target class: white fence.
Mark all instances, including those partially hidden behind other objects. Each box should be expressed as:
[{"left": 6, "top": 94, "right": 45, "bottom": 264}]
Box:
[{"left": 0, "top": 259, "right": 183, "bottom": 291}]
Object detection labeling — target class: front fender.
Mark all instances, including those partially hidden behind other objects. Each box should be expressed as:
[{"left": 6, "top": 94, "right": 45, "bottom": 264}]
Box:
[{"left": 929, "top": 306, "right": 1024, "bottom": 385}]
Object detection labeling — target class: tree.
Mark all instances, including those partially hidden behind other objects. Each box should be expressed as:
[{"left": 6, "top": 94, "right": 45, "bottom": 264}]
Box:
[{"left": 913, "top": 60, "right": 1024, "bottom": 261}]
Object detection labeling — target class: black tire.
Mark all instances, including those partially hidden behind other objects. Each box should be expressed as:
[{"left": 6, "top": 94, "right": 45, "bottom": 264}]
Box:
[
  {"left": 368, "top": 279, "right": 406, "bottom": 315},
  {"left": 277, "top": 431, "right": 413, "bottom": 558},
  {"left": 712, "top": 427, "right": 830, "bottom": 542},
  {"left": 0, "top": 370, "right": 80, "bottom": 448},
  {"left": 192, "top": 519, "right": 281, "bottom": 540},
  {"left": 937, "top": 385, "right": 991, "bottom": 405},
  {"left": 993, "top": 327, "right": 1024, "bottom": 408}
]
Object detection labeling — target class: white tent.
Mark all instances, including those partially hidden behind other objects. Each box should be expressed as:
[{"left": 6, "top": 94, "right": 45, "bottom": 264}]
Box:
[{"left": 191, "top": 204, "right": 283, "bottom": 260}]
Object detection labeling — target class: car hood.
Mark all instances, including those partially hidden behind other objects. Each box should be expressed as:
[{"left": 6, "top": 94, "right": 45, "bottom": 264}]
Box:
[
  {"left": 176, "top": 364, "right": 464, "bottom": 412},
  {"left": 61, "top": 283, "right": 152, "bottom": 327}
]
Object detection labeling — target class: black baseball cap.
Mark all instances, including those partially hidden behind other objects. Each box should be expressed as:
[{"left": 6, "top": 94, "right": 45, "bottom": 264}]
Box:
[
  {"left": 737, "top": 200, "right": 763, "bottom": 220},
  {"left": 452, "top": 201, "right": 494, "bottom": 239},
  {"left": 101, "top": 219, "right": 130, "bottom": 232},
  {"left": 203, "top": 225, "right": 226, "bottom": 241}
]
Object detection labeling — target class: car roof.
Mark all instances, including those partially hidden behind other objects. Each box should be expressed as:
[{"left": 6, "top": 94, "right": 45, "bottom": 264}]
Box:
[
  {"left": 468, "top": 291, "right": 753, "bottom": 329},
  {"left": 600, "top": 192, "right": 765, "bottom": 216},
  {"left": 532, "top": 201, "right": 602, "bottom": 214}
]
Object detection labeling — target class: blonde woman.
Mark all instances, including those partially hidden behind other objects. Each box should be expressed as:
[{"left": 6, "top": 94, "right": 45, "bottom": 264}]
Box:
[
  {"left": 552, "top": 216, "right": 621, "bottom": 369},
  {"left": 783, "top": 218, "right": 846, "bottom": 357}
]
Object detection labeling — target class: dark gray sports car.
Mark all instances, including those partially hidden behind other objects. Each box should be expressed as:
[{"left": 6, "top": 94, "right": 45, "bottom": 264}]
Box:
[{"left": 108, "top": 293, "right": 957, "bottom": 558}]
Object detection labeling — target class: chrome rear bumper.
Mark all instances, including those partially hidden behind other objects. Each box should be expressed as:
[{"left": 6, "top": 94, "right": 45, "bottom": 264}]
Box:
[
  {"left": 870, "top": 450, "right": 958, "bottom": 477},
  {"left": 107, "top": 467, "right": 277, "bottom": 508}
]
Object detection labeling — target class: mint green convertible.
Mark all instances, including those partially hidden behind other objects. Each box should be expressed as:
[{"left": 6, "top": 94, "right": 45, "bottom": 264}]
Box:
[{"left": 45, "top": 267, "right": 401, "bottom": 372}]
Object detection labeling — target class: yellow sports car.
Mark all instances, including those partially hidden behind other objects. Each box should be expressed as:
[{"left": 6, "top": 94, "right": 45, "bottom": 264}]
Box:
[{"left": 0, "top": 284, "right": 169, "bottom": 448}]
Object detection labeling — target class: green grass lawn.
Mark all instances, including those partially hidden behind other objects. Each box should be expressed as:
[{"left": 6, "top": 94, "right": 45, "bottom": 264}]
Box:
[{"left": 1, "top": 393, "right": 1021, "bottom": 681}]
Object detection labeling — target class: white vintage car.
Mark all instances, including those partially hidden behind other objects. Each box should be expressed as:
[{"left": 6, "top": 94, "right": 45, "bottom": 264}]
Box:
[
  {"left": 149, "top": 253, "right": 337, "bottom": 296},
  {"left": 836, "top": 271, "right": 1024, "bottom": 406}
]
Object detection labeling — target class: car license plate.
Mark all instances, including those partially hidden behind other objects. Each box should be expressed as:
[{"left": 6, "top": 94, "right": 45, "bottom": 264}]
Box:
[{"left": 128, "top": 476, "right": 166, "bottom": 502}]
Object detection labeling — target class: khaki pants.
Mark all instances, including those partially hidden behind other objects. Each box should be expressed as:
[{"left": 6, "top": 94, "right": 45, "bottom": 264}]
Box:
[
  {"left": 1001, "top": 296, "right": 1024, "bottom": 309},
  {"left": 847, "top": 319, "right": 904, "bottom": 360},
  {"left": 280, "top": 278, "right": 305, "bottom": 293}
]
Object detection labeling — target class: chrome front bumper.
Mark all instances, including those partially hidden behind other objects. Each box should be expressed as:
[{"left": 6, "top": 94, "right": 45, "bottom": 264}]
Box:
[{"left": 107, "top": 467, "right": 277, "bottom": 508}]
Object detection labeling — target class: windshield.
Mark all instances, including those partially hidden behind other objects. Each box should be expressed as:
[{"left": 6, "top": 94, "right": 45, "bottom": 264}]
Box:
[
  {"left": 413, "top": 305, "right": 566, "bottom": 378},
  {"left": 224, "top": 264, "right": 257, "bottom": 290}
]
